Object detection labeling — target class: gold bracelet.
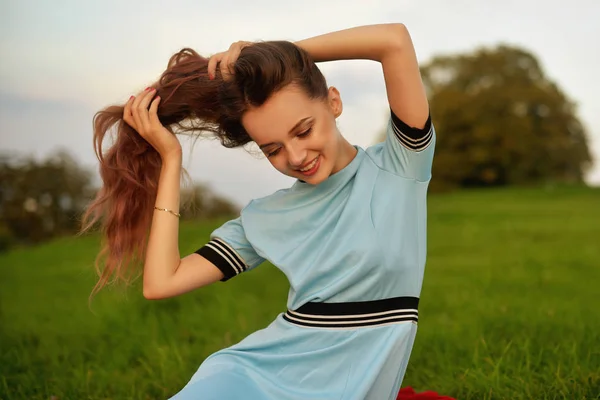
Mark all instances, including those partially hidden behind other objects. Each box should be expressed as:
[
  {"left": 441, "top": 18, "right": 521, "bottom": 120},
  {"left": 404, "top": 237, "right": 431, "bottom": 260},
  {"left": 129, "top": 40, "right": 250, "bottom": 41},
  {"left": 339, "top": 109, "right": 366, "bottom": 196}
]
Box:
[{"left": 154, "top": 206, "right": 181, "bottom": 218}]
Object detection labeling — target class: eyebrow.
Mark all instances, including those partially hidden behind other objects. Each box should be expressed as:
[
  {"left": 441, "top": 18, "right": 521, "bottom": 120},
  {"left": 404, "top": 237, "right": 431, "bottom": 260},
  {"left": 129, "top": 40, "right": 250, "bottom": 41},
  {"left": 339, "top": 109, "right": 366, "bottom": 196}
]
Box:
[{"left": 258, "top": 117, "right": 312, "bottom": 150}]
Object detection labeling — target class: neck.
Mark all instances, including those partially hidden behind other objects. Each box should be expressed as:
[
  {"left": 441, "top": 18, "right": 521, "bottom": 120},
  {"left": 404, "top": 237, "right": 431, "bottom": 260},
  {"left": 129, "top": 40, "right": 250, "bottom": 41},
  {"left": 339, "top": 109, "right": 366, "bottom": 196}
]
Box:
[{"left": 331, "top": 139, "right": 358, "bottom": 175}]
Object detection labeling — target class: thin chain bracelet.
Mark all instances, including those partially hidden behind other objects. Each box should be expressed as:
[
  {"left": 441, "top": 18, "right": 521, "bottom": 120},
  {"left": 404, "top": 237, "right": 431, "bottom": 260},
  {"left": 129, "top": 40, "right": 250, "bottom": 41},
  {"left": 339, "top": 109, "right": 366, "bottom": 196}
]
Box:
[{"left": 154, "top": 207, "right": 181, "bottom": 218}]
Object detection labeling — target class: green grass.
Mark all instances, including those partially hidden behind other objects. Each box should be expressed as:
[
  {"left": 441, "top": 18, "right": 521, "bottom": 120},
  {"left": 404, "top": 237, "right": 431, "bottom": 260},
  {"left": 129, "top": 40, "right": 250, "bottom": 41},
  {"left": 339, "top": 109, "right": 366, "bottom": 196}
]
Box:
[{"left": 1, "top": 185, "right": 599, "bottom": 399}]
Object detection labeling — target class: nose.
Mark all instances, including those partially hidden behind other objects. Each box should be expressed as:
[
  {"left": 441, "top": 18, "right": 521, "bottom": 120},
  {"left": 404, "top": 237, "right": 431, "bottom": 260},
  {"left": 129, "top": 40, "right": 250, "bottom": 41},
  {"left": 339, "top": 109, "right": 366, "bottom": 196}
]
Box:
[{"left": 287, "top": 144, "right": 307, "bottom": 168}]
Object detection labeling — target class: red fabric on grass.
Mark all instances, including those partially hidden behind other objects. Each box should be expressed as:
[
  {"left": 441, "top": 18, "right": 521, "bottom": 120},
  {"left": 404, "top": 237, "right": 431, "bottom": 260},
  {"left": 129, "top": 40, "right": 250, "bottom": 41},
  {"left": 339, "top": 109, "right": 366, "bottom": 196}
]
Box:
[{"left": 397, "top": 386, "right": 456, "bottom": 400}]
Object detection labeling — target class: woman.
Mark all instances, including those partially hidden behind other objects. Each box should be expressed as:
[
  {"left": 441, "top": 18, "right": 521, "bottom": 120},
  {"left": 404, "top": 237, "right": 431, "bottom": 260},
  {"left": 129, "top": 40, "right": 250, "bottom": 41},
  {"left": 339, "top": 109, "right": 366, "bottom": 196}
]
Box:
[{"left": 83, "top": 23, "right": 435, "bottom": 399}]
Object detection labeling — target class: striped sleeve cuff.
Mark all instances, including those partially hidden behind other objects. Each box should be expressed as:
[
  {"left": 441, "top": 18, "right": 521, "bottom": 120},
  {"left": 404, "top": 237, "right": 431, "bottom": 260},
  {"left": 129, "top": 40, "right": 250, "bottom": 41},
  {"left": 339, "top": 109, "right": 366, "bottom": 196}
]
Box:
[
  {"left": 195, "top": 238, "right": 248, "bottom": 282},
  {"left": 390, "top": 109, "right": 434, "bottom": 152}
]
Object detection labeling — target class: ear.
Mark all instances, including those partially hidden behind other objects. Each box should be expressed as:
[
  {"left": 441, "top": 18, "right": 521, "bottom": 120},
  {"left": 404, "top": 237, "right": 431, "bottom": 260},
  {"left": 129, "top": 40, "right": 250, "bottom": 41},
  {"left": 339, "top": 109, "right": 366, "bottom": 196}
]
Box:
[{"left": 327, "top": 86, "right": 343, "bottom": 118}]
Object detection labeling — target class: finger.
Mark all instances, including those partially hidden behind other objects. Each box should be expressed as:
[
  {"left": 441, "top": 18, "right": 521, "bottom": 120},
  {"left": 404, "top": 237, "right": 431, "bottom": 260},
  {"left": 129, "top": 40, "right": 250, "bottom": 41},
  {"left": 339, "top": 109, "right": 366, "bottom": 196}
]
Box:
[
  {"left": 130, "top": 90, "right": 147, "bottom": 133},
  {"left": 231, "top": 41, "right": 250, "bottom": 58},
  {"left": 148, "top": 96, "right": 162, "bottom": 128},
  {"left": 137, "top": 88, "right": 156, "bottom": 132},
  {"left": 207, "top": 52, "right": 223, "bottom": 80},
  {"left": 219, "top": 55, "right": 230, "bottom": 81},
  {"left": 123, "top": 95, "right": 138, "bottom": 130},
  {"left": 226, "top": 47, "right": 242, "bottom": 74}
]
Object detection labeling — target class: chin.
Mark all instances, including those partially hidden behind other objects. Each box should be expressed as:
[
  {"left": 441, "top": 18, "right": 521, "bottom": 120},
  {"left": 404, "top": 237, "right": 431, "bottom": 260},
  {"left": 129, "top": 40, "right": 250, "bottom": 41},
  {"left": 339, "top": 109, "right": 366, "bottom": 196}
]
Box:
[{"left": 302, "top": 175, "right": 325, "bottom": 185}]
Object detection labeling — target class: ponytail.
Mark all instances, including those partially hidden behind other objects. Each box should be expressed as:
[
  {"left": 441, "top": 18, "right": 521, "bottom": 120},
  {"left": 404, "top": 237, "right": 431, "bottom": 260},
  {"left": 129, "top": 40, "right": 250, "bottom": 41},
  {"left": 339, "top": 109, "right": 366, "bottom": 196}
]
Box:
[{"left": 81, "top": 48, "right": 221, "bottom": 295}]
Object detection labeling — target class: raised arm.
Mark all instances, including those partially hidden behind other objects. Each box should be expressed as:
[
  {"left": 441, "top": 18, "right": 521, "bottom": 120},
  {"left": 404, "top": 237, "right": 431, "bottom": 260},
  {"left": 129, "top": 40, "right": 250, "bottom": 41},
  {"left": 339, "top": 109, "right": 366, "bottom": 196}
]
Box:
[
  {"left": 141, "top": 152, "right": 226, "bottom": 300},
  {"left": 295, "top": 23, "right": 429, "bottom": 130},
  {"left": 121, "top": 89, "right": 225, "bottom": 300},
  {"left": 295, "top": 24, "right": 434, "bottom": 181}
]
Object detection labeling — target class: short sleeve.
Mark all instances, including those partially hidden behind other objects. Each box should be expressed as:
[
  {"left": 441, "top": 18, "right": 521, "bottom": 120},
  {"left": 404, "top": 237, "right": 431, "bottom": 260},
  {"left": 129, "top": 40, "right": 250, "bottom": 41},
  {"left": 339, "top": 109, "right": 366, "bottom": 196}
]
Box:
[
  {"left": 379, "top": 109, "right": 436, "bottom": 181},
  {"left": 194, "top": 217, "right": 265, "bottom": 282}
]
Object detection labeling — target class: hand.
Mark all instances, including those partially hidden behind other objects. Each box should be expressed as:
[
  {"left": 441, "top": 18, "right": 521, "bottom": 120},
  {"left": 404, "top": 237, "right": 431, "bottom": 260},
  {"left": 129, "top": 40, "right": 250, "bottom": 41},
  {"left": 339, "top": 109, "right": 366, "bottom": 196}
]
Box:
[
  {"left": 207, "top": 41, "right": 252, "bottom": 81},
  {"left": 124, "top": 87, "right": 182, "bottom": 160}
]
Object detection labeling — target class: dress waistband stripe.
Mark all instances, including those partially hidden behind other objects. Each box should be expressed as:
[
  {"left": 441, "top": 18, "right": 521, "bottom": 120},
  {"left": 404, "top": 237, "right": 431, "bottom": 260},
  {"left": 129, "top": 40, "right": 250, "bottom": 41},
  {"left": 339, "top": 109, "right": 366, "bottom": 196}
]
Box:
[{"left": 282, "top": 296, "right": 419, "bottom": 329}]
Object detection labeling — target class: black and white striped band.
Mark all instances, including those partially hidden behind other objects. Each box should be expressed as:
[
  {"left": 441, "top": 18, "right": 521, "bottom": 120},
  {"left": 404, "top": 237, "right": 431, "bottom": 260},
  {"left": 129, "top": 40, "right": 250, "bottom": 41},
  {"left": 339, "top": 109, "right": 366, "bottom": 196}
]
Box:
[
  {"left": 390, "top": 109, "right": 433, "bottom": 152},
  {"left": 195, "top": 238, "right": 248, "bottom": 282},
  {"left": 282, "top": 296, "right": 419, "bottom": 329}
]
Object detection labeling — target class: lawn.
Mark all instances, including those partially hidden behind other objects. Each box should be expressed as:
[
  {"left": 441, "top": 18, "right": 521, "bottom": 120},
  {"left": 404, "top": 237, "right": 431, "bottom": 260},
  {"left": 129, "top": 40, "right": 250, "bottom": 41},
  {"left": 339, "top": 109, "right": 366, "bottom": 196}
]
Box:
[{"left": 1, "top": 185, "right": 599, "bottom": 399}]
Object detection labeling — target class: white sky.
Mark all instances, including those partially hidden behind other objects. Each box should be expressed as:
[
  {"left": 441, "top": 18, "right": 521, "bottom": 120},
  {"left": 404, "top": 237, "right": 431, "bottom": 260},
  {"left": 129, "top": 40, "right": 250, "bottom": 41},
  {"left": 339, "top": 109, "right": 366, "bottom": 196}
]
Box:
[{"left": 1, "top": 0, "right": 599, "bottom": 206}]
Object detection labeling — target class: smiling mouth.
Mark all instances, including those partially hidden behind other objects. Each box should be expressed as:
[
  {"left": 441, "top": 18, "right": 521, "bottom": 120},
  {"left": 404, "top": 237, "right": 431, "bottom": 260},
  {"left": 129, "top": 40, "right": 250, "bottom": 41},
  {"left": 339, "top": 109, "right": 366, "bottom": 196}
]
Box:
[
  {"left": 296, "top": 155, "right": 321, "bottom": 177},
  {"left": 298, "top": 157, "right": 318, "bottom": 172}
]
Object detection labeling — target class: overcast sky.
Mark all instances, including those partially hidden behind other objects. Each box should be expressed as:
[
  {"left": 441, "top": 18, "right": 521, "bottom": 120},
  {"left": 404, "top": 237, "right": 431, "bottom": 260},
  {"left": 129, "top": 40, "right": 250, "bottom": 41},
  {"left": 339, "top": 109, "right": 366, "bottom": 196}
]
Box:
[{"left": 1, "top": 0, "right": 599, "bottom": 206}]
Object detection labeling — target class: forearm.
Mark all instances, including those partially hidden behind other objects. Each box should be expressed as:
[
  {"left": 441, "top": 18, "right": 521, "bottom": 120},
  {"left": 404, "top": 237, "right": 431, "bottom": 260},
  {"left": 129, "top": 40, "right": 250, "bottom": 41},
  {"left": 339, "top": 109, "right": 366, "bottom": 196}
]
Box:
[
  {"left": 143, "top": 154, "right": 182, "bottom": 293},
  {"left": 294, "top": 23, "right": 407, "bottom": 63}
]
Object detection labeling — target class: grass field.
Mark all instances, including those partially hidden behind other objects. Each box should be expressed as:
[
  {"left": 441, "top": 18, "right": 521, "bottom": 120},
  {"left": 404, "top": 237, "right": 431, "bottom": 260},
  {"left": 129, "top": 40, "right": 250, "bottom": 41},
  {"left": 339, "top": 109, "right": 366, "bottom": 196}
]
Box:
[{"left": 1, "top": 185, "right": 599, "bottom": 400}]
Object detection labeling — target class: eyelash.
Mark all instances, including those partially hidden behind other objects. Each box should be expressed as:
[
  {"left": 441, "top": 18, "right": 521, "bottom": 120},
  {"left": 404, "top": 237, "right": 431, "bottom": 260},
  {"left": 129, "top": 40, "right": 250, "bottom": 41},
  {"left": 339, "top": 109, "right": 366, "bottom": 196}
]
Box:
[
  {"left": 297, "top": 127, "right": 313, "bottom": 138},
  {"left": 266, "top": 127, "right": 313, "bottom": 158},
  {"left": 267, "top": 149, "right": 281, "bottom": 158}
]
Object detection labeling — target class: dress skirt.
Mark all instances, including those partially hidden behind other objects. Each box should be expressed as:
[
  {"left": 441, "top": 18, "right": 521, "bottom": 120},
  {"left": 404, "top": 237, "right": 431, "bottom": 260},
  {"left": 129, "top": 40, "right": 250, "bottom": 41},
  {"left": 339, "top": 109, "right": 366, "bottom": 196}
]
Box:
[{"left": 170, "top": 297, "right": 419, "bottom": 400}]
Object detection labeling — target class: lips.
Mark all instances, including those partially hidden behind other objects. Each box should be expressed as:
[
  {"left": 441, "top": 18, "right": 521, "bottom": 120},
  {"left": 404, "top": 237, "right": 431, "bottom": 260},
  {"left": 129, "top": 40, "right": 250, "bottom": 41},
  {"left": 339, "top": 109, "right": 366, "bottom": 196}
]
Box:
[
  {"left": 299, "top": 157, "right": 318, "bottom": 172},
  {"left": 296, "top": 155, "right": 321, "bottom": 177}
]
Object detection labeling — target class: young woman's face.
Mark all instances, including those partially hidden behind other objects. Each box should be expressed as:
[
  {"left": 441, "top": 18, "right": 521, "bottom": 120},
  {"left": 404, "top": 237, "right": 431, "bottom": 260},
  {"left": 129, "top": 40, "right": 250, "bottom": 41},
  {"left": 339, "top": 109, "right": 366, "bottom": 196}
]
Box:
[{"left": 242, "top": 84, "right": 346, "bottom": 185}]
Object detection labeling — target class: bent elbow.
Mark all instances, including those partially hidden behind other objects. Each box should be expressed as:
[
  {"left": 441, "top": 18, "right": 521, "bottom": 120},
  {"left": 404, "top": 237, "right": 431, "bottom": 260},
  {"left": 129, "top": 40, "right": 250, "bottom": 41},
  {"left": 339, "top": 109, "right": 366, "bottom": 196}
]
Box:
[
  {"left": 391, "top": 23, "right": 409, "bottom": 35},
  {"left": 143, "top": 280, "right": 171, "bottom": 300},
  {"left": 143, "top": 286, "right": 163, "bottom": 300},
  {"left": 389, "top": 23, "right": 410, "bottom": 48}
]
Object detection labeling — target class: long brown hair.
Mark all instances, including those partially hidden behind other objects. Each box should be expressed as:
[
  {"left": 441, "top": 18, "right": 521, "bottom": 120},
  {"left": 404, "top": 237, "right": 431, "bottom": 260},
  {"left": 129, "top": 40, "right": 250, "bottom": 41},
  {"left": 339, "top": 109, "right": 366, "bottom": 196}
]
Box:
[{"left": 80, "top": 41, "right": 328, "bottom": 295}]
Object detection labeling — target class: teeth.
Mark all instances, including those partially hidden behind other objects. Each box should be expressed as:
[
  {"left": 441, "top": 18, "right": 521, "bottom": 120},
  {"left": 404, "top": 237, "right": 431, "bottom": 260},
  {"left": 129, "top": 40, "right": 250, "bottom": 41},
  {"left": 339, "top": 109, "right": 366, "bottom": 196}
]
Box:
[{"left": 300, "top": 157, "right": 318, "bottom": 172}]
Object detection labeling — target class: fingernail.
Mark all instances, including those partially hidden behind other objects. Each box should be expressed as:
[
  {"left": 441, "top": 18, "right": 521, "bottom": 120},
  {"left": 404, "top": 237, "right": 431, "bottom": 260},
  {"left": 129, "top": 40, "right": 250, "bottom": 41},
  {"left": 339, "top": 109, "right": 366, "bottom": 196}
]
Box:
[{"left": 129, "top": 95, "right": 134, "bottom": 100}]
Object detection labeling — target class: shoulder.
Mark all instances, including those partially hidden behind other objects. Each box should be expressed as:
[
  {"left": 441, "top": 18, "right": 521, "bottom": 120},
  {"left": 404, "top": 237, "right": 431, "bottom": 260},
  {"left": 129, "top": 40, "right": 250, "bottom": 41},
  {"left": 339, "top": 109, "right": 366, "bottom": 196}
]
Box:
[
  {"left": 365, "top": 142, "right": 386, "bottom": 160},
  {"left": 364, "top": 141, "right": 392, "bottom": 173},
  {"left": 241, "top": 185, "right": 299, "bottom": 216}
]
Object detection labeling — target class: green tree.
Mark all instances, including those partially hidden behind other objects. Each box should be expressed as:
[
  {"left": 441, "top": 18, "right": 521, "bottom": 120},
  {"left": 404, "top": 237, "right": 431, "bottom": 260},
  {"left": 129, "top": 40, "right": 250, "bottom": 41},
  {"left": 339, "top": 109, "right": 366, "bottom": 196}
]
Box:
[
  {"left": 0, "top": 150, "right": 240, "bottom": 250},
  {"left": 180, "top": 183, "right": 239, "bottom": 220},
  {"left": 0, "top": 149, "right": 95, "bottom": 246},
  {"left": 416, "top": 44, "right": 591, "bottom": 190}
]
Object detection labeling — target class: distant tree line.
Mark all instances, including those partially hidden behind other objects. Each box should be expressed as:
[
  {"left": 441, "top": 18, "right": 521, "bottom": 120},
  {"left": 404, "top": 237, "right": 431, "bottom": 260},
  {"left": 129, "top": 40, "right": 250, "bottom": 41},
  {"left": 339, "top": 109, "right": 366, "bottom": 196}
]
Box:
[
  {"left": 0, "top": 150, "right": 239, "bottom": 251},
  {"left": 3, "top": 45, "right": 594, "bottom": 250},
  {"left": 382, "top": 44, "right": 592, "bottom": 191}
]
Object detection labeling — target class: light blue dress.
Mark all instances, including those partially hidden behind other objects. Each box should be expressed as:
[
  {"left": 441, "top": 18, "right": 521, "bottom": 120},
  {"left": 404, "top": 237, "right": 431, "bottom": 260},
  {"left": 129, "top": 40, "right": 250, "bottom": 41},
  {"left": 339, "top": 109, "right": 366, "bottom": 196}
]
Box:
[{"left": 171, "top": 110, "right": 436, "bottom": 400}]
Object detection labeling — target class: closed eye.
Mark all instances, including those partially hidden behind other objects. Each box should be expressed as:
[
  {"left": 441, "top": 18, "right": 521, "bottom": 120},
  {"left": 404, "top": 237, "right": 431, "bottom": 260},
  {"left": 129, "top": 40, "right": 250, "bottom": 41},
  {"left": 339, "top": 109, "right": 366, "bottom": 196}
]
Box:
[
  {"left": 266, "top": 147, "right": 281, "bottom": 158},
  {"left": 297, "top": 127, "right": 313, "bottom": 138},
  {"left": 265, "top": 127, "right": 312, "bottom": 158}
]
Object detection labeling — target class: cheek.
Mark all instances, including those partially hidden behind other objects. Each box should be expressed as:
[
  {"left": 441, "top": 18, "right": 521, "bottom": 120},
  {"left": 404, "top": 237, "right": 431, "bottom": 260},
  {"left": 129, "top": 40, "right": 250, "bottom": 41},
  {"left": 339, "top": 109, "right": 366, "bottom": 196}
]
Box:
[{"left": 319, "top": 122, "right": 339, "bottom": 152}]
